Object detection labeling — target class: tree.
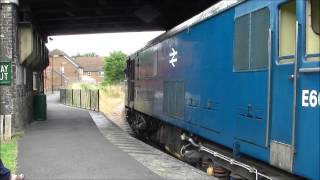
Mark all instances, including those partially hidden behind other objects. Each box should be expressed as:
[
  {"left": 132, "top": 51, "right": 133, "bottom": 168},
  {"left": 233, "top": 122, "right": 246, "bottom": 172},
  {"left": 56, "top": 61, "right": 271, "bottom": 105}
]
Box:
[{"left": 103, "top": 51, "right": 127, "bottom": 84}]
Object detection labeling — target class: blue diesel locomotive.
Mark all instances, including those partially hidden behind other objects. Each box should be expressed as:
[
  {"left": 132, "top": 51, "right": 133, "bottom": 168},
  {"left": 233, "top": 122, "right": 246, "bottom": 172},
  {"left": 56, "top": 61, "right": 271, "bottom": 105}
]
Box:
[{"left": 125, "top": 0, "right": 320, "bottom": 179}]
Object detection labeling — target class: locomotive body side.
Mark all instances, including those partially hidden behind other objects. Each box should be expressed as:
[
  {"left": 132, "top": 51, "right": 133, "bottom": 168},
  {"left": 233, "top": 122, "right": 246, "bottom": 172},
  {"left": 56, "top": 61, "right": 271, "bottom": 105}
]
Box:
[{"left": 125, "top": 0, "right": 320, "bottom": 179}]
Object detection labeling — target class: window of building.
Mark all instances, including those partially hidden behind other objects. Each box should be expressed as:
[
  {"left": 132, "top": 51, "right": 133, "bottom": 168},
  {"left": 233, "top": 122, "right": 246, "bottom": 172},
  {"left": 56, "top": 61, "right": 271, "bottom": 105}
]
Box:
[
  {"left": 306, "top": 0, "right": 320, "bottom": 61},
  {"left": 60, "top": 66, "right": 64, "bottom": 74},
  {"left": 279, "top": 1, "right": 296, "bottom": 64},
  {"left": 16, "top": 64, "right": 24, "bottom": 85},
  {"left": 99, "top": 71, "right": 104, "bottom": 76},
  {"left": 23, "top": 68, "right": 27, "bottom": 85},
  {"left": 33, "top": 72, "right": 38, "bottom": 91},
  {"left": 234, "top": 8, "right": 270, "bottom": 71},
  {"left": 87, "top": 72, "right": 91, "bottom": 76}
]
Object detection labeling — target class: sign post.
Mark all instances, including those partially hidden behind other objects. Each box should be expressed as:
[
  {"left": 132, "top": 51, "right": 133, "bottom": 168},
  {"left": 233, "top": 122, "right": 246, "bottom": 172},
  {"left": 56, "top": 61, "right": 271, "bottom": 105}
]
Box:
[{"left": 0, "top": 61, "right": 12, "bottom": 85}]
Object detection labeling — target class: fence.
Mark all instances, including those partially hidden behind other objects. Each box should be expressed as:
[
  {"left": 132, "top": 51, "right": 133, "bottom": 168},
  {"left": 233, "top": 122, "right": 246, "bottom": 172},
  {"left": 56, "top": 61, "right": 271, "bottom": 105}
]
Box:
[{"left": 60, "top": 89, "right": 99, "bottom": 111}]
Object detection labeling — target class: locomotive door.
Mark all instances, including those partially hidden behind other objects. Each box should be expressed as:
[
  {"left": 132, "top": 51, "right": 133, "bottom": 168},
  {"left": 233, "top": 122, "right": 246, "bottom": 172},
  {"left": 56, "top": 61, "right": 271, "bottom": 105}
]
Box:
[
  {"left": 271, "top": 0, "right": 320, "bottom": 173},
  {"left": 127, "top": 58, "right": 135, "bottom": 107},
  {"left": 269, "top": 0, "right": 299, "bottom": 172},
  {"left": 232, "top": 5, "right": 274, "bottom": 153}
]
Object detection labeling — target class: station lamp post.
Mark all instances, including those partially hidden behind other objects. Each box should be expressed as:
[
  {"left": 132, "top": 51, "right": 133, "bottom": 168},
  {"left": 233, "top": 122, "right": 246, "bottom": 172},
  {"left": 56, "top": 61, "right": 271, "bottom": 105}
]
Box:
[
  {"left": 49, "top": 37, "right": 54, "bottom": 93},
  {"left": 60, "top": 63, "right": 65, "bottom": 89},
  {"left": 51, "top": 55, "right": 54, "bottom": 93}
]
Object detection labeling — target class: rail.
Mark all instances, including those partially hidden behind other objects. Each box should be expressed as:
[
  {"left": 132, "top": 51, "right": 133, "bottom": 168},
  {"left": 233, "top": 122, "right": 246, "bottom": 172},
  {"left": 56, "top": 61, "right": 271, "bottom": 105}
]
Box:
[{"left": 59, "top": 89, "right": 99, "bottom": 112}]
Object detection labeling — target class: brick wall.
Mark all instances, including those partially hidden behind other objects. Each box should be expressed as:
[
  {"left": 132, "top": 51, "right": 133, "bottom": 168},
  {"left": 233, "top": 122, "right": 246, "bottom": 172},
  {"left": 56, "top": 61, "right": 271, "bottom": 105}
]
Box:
[
  {"left": 0, "top": 3, "right": 16, "bottom": 115},
  {"left": 45, "top": 56, "right": 81, "bottom": 91},
  {"left": 45, "top": 70, "right": 68, "bottom": 91},
  {"left": 0, "top": 2, "right": 34, "bottom": 133},
  {"left": 75, "top": 57, "right": 104, "bottom": 84}
]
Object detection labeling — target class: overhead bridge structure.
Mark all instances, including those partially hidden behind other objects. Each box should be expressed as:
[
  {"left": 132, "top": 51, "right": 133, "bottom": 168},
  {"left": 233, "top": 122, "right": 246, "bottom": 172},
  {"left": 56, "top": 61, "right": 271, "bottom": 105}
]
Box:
[
  {"left": 19, "top": 0, "right": 217, "bottom": 35},
  {"left": 0, "top": 0, "right": 217, "bottom": 134}
]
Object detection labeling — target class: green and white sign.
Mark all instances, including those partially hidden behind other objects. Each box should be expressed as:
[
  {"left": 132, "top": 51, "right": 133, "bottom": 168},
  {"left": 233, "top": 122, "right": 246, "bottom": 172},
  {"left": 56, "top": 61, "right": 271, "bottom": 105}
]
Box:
[{"left": 0, "top": 61, "right": 12, "bottom": 85}]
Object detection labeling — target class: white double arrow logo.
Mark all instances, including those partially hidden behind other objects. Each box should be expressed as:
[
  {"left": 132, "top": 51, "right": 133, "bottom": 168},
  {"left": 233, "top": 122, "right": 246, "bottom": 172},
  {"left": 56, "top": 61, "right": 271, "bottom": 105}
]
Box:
[{"left": 169, "top": 48, "right": 178, "bottom": 67}]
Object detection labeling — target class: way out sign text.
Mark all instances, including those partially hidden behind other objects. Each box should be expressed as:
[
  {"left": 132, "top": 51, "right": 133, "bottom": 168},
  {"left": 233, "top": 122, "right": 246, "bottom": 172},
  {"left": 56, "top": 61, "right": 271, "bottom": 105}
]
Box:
[{"left": 0, "top": 61, "right": 12, "bottom": 85}]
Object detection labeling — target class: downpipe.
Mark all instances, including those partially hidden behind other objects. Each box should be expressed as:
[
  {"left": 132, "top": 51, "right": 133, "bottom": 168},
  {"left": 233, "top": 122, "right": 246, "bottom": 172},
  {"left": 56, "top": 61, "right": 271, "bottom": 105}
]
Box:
[{"left": 180, "top": 133, "right": 273, "bottom": 180}]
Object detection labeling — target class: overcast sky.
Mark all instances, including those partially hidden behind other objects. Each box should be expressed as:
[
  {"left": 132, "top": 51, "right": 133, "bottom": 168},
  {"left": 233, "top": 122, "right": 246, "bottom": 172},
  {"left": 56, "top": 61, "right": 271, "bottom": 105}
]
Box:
[{"left": 45, "top": 31, "right": 164, "bottom": 57}]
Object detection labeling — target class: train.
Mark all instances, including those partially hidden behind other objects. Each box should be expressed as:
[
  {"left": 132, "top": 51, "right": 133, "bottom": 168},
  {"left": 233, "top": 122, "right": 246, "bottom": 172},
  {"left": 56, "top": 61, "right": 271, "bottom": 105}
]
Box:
[{"left": 124, "top": 0, "right": 320, "bottom": 179}]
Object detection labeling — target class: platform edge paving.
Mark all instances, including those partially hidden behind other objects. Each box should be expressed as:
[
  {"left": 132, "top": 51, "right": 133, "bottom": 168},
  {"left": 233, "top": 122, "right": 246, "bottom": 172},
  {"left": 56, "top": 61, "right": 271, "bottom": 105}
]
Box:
[{"left": 89, "top": 111, "right": 217, "bottom": 180}]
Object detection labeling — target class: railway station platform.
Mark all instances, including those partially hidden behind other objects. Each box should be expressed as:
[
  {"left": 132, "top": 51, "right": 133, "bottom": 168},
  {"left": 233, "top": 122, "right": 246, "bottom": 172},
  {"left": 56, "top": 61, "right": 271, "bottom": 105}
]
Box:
[{"left": 17, "top": 94, "right": 213, "bottom": 179}]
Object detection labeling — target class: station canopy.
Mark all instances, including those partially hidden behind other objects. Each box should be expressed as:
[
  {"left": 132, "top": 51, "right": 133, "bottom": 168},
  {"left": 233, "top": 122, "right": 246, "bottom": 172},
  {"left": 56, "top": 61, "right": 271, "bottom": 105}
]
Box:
[{"left": 19, "top": 0, "right": 218, "bottom": 36}]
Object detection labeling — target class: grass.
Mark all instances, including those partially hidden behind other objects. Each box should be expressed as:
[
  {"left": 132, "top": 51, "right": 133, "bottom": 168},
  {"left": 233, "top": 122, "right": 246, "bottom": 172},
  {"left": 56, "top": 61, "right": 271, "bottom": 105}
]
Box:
[
  {"left": 68, "top": 82, "right": 99, "bottom": 90},
  {"left": 99, "top": 84, "right": 125, "bottom": 119},
  {"left": 100, "top": 84, "right": 124, "bottom": 98},
  {"left": 0, "top": 137, "right": 18, "bottom": 173}
]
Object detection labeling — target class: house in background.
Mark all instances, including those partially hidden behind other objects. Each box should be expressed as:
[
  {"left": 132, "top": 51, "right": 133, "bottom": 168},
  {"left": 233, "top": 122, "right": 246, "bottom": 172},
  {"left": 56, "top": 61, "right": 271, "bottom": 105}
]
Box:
[
  {"left": 44, "top": 49, "right": 82, "bottom": 91},
  {"left": 44, "top": 49, "right": 104, "bottom": 92},
  {"left": 74, "top": 56, "right": 104, "bottom": 84}
]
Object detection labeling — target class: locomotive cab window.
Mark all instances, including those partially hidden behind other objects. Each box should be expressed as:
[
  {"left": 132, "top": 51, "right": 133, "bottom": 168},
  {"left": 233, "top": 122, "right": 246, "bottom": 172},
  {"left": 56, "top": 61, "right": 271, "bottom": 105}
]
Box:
[
  {"left": 311, "top": 0, "right": 319, "bottom": 35},
  {"left": 306, "top": 0, "right": 320, "bottom": 61},
  {"left": 234, "top": 8, "right": 270, "bottom": 71},
  {"left": 279, "top": 1, "right": 296, "bottom": 64},
  {"left": 139, "top": 48, "right": 158, "bottom": 78}
]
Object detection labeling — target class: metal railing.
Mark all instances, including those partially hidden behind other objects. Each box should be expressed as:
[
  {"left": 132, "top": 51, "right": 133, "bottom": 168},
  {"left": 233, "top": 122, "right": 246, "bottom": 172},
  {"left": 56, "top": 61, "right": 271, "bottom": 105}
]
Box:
[{"left": 60, "top": 89, "right": 99, "bottom": 111}]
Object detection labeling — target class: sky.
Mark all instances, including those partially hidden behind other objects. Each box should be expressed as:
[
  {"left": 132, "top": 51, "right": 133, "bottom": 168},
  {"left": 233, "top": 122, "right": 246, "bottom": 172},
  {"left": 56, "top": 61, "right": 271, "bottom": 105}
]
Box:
[{"left": 45, "top": 31, "right": 164, "bottom": 57}]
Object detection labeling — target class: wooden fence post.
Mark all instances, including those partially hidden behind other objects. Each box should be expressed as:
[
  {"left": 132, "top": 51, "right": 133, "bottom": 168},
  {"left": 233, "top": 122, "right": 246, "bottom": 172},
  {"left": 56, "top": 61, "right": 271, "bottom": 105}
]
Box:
[
  {"left": 89, "top": 90, "right": 92, "bottom": 110},
  {"left": 80, "top": 89, "right": 82, "bottom": 108},
  {"left": 0, "top": 115, "right": 3, "bottom": 141},
  {"left": 4, "top": 115, "right": 11, "bottom": 140},
  {"left": 97, "top": 90, "right": 100, "bottom": 112},
  {"left": 71, "top": 89, "right": 74, "bottom": 106}
]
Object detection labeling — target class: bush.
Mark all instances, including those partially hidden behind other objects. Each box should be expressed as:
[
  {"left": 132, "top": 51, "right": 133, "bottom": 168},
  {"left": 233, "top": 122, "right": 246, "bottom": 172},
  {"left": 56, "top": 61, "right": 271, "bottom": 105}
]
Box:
[{"left": 103, "top": 51, "right": 127, "bottom": 84}]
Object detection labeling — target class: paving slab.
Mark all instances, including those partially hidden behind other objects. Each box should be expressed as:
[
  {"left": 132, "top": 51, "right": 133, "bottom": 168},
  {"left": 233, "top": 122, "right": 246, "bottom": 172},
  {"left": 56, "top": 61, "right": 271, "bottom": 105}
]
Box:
[
  {"left": 17, "top": 94, "right": 161, "bottom": 179},
  {"left": 89, "top": 111, "right": 216, "bottom": 180}
]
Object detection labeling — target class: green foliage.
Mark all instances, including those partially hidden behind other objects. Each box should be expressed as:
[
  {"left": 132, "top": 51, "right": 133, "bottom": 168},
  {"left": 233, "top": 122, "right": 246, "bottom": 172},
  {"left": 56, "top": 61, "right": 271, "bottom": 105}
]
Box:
[{"left": 103, "top": 51, "right": 127, "bottom": 84}]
